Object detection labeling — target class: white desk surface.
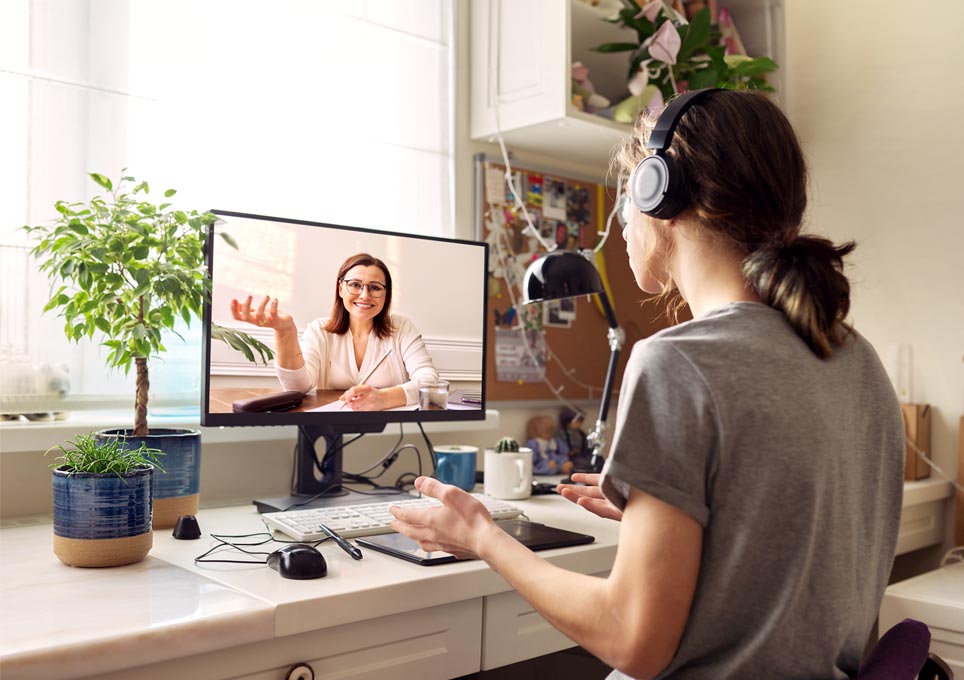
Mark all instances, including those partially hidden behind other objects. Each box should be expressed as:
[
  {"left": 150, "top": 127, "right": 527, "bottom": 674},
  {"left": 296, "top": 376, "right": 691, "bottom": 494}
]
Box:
[{"left": 0, "top": 491, "right": 620, "bottom": 679}]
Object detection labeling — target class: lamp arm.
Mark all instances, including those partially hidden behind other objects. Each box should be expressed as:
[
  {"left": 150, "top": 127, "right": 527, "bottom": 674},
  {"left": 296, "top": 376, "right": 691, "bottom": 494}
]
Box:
[{"left": 587, "top": 290, "right": 625, "bottom": 472}]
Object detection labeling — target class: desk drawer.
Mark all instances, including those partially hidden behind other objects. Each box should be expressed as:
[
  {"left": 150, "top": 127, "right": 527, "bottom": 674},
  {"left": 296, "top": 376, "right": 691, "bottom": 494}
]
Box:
[
  {"left": 481, "top": 572, "right": 608, "bottom": 670},
  {"left": 89, "top": 598, "right": 483, "bottom": 680}
]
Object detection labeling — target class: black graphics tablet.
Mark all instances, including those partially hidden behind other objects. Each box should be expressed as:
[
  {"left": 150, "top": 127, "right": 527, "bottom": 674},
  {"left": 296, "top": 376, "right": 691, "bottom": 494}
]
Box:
[{"left": 356, "top": 519, "right": 594, "bottom": 566}]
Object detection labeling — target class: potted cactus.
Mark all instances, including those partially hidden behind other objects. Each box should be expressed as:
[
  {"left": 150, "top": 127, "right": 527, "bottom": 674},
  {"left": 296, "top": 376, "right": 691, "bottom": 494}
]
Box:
[
  {"left": 494, "top": 436, "right": 521, "bottom": 453},
  {"left": 23, "top": 171, "right": 269, "bottom": 528}
]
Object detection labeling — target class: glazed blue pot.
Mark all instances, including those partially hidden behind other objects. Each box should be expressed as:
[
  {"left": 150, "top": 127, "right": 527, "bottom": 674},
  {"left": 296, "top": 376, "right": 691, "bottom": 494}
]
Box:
[
  {"left": 52, "top": 465, "right": 154, "bottom": 567},
  {"left": 97, "top": 428, "right": 201, "bottom": 529}
]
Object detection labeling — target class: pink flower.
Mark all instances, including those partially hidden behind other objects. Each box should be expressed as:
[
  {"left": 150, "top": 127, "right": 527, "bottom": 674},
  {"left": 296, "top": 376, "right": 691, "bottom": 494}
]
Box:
[
  {"left": 635, "top": 1, "right": 662, "bottom": 23},
  {"left": 647, "top": 19, "right": 680, "bottom": 65}
]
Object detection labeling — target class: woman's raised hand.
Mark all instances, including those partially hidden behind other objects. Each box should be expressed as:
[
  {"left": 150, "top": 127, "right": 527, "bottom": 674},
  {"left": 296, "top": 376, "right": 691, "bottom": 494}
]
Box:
[
  {"left": 557, "top": 473, "right": 623, "bottom": 522},
  {"left": 230, "top": 295, "right": 295, "bottom": 332}
]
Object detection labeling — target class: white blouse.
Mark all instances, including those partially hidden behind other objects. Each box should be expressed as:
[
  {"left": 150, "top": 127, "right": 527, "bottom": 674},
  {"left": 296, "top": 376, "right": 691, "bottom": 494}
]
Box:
[{"left": 275, "top": 314, "right": 438, "bottom": 406}]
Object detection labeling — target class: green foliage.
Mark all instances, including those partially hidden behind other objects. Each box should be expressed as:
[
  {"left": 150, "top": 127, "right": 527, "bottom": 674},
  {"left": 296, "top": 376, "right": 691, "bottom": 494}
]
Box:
[
  {"left": 211, "top": 323, "right": 275, "bottom": 365},
  {"left": 47, "top": 432, "right": 165, "bottom": 477},
  {"left": 593, "top": 2, "right": 777, "bottom": 101},
  {"left": 495, "top": 436, "right": 520, "bottom": 453},
  {"left": 23, "top": 172, "right": 219, "bottom": 374}
]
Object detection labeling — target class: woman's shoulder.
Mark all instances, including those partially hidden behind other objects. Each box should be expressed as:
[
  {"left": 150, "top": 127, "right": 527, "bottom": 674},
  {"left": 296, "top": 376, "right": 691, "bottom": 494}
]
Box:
[{"left": 388, "top": 313, "right": 418, "bottom": 334}]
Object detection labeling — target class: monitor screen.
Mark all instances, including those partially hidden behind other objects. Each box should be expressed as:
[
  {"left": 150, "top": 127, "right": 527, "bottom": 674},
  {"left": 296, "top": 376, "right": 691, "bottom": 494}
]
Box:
[{"left": 200, "top": 210, "right": 488, "bottom": 509}]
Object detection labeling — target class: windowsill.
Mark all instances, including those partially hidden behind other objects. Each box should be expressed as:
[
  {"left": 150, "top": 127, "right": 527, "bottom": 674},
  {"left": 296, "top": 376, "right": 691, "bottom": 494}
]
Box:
[{"left": 0, "top": 408, "right": 502, "bottom": 453}]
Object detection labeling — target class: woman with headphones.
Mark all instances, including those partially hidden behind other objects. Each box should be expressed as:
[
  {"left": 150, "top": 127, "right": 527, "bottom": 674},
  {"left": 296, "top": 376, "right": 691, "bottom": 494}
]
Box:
[{"left": 390, "top": 90, "right": 904, "bottom": 678}]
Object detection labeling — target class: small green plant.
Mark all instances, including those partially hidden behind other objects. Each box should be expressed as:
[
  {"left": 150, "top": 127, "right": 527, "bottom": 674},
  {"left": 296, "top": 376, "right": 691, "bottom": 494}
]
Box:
[
  {"left": 495, "top": 437, "right": 520, "bottom": 453},
  {"left": 46, "top": 432, "right": 165, "bottom": 477}
]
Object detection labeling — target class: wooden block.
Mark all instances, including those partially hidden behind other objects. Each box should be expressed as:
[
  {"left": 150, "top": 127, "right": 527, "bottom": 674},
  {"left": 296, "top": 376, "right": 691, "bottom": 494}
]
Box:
[{"left": 901, "top": 403, "right": 931, "bottom": 481}]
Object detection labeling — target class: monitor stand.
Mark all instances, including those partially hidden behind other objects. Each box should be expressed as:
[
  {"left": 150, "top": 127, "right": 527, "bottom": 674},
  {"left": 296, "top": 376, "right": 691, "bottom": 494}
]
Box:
[{"left": 253, "top": 423, "right": 384, "bottom": 513}]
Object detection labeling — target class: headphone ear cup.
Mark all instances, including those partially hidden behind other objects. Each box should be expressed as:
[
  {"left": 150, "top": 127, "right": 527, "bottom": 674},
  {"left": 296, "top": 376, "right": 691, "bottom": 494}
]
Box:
[{"left": 629, "top": 154, "right": 689, "bottom": 219}]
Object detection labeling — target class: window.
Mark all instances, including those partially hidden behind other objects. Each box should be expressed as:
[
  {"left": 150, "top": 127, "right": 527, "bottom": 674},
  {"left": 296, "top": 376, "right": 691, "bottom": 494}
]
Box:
[{"left": 0, "top": 0, "right": 455, "bottom": 409}]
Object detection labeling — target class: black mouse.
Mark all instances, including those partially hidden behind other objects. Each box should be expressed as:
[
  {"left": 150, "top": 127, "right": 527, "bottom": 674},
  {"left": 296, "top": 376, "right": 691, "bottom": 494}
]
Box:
[{"left": 267, "top": 544, "right": 327, "bottom": 580}]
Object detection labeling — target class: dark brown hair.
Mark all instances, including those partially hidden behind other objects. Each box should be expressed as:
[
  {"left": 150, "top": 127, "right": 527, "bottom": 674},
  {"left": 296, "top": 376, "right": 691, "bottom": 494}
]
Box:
[
  {"left": 615, "top": 90, "right": 854, "bottom": 358},
  {"left": 324, "top": 253, "right": 394, "bottom": 339}
]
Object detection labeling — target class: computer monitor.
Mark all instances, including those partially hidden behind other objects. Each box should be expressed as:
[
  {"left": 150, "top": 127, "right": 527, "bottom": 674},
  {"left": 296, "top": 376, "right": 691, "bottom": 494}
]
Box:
[{"left": 201, "top": 210, "right": 488, "bottom": 511}]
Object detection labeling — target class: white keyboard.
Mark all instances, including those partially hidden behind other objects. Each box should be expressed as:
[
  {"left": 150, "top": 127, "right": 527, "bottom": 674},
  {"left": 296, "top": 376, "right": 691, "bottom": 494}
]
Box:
[{"left": 262, "top": 494, "right": 524, "bottom": 541}]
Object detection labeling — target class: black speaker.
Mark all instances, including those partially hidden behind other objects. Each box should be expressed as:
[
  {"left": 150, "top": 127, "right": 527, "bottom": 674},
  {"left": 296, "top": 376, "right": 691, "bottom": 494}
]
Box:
[{"left": 628, "top": 88, "right": 720, "bottom": 219}]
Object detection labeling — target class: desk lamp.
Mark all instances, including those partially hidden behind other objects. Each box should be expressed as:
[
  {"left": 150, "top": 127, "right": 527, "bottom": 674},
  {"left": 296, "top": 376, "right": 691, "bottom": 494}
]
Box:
[{"left": 522, "top": 250, "right": 624, "bottom": 473}]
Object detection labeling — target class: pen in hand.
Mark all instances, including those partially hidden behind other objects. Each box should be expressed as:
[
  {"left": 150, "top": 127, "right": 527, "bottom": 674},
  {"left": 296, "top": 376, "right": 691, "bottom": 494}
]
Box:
[
  {"left": 340, "top": 348, "right": 393, "bottom": 409},
  {"left": 319, "top": 524, "right": 363, "bottom": 560}
]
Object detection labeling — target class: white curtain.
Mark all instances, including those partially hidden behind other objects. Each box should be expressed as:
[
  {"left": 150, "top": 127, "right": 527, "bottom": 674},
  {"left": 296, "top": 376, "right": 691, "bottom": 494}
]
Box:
[{"left": 0, "top": 0, "right": 454, "bottom": 405}]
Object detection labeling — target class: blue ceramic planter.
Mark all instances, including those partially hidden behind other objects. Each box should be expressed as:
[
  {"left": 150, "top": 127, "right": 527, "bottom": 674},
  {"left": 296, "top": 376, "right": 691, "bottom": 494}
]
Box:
[
  {"left": 52, "top": 466, "right": 153, "bottom": 539},
  {"left": 97, "top": 428, "right": 201, "bottom": 529},
  {"left": 52, "top": 465, "right": 154, "bottom": 567}
]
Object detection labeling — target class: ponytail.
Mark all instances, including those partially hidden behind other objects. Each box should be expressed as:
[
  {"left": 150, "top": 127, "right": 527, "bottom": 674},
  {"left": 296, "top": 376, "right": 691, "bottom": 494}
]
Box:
[{"left": 743, "top": 236, "right": 856, "bottom": 358}]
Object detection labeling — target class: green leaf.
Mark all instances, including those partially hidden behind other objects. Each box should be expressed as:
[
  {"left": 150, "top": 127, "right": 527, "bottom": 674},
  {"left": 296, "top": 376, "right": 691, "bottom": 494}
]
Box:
[
  {"left": 219, "top": 232, "right": 239, "bottom": 250},
  {"left": 591, "top": 42, "right": 640, "bottom": 53},
  {"left": 164, "top": 189, "right": 176, "bottom": 198},
  {"left": 686, "top": 66, "right": 719, "bottom": 90},
  {"left": 89, "top": 173, "right": 113, "bottom": 191},
  {"left": 678, "top": 6, "right": 711, "bottom": 61}
]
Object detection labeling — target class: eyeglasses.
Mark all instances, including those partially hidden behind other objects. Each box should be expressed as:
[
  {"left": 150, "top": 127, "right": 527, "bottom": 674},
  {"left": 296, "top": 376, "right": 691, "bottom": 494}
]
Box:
[{"left": 342, "top": 278, "right": 387, "bottom": 297}]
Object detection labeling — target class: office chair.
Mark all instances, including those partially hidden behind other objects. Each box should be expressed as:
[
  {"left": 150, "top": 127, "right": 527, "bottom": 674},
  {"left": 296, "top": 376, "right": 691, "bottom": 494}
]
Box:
[{"left": 857, "top": 618, "right": 954, "bottom": 680}]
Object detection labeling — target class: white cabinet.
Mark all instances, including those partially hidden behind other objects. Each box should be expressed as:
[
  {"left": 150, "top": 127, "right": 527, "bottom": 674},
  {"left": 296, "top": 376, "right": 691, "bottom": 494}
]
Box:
[
  {"left": 879, "top": 562, "right": 964, "bottom": 678},
  {"left": 470, "top": 0, "right": 786, "bottom": 171}
]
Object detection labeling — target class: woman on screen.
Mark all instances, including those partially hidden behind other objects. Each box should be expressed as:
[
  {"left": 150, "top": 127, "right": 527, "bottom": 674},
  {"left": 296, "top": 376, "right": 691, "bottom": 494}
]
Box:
[
  {"left": 389, "top": 90, "right": 903, "bottom": 679},
  {"left": 230, "top": 252, "right": 438, "bottom": 411}
]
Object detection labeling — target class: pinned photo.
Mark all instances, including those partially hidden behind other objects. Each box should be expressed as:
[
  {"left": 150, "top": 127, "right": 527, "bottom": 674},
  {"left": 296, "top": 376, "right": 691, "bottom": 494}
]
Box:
[{"left": 544, "top": 177, "right": 568, "bottom": 220}]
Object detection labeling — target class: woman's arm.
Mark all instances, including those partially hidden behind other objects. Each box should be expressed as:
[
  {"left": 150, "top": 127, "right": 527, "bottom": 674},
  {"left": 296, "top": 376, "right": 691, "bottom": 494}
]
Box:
[
  {"left": 390, "top": 477, "right": 702, "bottom": 679},
  {"left": 230, "top": 295, "right": 302, "bottom": 369}
]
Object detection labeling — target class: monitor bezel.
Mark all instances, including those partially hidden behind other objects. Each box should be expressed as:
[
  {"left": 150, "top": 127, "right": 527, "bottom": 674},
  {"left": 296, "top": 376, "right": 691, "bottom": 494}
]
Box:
[{"left": 200, "top": 209, "right": 488, "bottom": 428}]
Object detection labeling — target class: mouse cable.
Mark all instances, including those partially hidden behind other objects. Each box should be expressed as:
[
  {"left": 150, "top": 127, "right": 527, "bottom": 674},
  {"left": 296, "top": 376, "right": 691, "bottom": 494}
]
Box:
[{"left": 194, "top": 531, "right": 332, "bottom": 565}]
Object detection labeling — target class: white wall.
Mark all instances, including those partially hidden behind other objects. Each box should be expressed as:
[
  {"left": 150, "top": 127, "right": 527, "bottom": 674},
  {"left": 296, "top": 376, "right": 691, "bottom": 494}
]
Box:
[{"left": 785, "top": 2, "right": 964, "bottom": 550}]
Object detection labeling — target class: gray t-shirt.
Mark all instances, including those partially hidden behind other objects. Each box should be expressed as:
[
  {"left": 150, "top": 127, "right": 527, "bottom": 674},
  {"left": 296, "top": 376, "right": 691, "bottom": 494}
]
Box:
[{"left": 601, "top": 302, "right": 903, "bottom": 680}]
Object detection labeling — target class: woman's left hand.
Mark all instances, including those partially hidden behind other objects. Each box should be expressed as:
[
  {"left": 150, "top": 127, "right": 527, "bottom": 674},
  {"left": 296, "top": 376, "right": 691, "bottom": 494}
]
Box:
[{"left": 390, "top": 477, "right": 497, "bottom": 559}]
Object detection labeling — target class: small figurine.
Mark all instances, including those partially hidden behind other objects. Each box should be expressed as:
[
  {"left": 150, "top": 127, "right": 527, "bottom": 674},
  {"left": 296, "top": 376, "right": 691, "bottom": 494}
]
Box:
[
  {"left": 559, "top": 408, "right": 592, "bottom": 471},
  {"left": 526, "top": 415, "right": 572, "bottom": 476},
  {"left": 571, "top": 61, "right": 610, "bottom": 114}
]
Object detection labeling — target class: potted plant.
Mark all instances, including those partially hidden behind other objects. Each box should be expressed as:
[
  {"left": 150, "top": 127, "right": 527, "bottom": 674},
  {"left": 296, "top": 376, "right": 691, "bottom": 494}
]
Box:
[
  {"left": 47, "top": 433, "right": 163, "bottom": 567},
  {"left": 23, "top": 171, "right": 270, "bottom": 528},
  {"left": 592, "top": 2, "right": 778, "bottom": 122}
]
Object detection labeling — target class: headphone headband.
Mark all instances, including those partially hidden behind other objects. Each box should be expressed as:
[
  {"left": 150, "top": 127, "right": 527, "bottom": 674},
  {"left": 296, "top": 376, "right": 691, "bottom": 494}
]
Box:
[{"left": 647, "top": 88, "right": 720, "bottom": 153}]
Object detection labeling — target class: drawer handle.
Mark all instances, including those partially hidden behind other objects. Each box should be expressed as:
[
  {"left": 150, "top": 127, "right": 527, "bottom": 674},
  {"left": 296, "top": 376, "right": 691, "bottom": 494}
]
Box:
[{"left": 286, "top": 662, "right": 315, "bottom": 680}]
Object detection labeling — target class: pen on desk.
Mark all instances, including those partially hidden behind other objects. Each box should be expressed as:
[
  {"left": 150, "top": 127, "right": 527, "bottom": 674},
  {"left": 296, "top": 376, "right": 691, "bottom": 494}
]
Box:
[
  {"left": 340, "top": 348, "right": 393, "bottom": 409},
  {"left": 319, "top": 524, "right": 363, "bottom": 560}
]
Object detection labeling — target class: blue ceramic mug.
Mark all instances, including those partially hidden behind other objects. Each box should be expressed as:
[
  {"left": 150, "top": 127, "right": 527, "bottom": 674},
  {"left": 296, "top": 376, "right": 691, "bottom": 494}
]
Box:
[{"left": 434, "top": 445, "right": 478, "bottom": 491}]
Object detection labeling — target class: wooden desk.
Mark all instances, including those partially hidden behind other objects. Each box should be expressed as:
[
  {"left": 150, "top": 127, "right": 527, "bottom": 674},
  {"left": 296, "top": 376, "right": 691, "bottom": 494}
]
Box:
[
  {"left": 209, "top": 388, "right": 342, "bottom": 413},
  {"left": 0, "top": 492, "right": 620, "bottom": 680}
]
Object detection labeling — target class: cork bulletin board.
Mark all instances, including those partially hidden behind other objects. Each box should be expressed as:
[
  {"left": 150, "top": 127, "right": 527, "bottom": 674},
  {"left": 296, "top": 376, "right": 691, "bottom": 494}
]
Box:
[{"left": 474, "top": 154, "right": 672, "bottom": 404}]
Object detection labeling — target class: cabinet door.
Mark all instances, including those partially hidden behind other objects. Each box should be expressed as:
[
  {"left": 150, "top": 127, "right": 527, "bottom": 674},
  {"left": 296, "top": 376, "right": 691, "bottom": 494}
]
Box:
[{"left": 470, "top": 0, "right": 568, "bottom": 140}]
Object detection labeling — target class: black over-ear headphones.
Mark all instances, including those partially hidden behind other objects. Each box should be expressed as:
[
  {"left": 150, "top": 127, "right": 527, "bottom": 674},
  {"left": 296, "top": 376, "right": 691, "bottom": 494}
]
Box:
[{"left": 628, "top": 88, "right": 720, "bottom": 219}]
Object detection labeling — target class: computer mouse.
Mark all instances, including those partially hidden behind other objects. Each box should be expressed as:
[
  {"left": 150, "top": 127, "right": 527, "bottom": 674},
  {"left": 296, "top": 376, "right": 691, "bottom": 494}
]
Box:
[{"left": 267, "top": 544, "right": 328, "bottom": 580}]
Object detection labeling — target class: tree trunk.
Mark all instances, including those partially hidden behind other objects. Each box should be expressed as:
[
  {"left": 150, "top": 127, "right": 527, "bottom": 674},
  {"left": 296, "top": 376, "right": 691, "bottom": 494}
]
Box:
[{"left": 134, "top": 357, "right": 149, "bottom": 436}]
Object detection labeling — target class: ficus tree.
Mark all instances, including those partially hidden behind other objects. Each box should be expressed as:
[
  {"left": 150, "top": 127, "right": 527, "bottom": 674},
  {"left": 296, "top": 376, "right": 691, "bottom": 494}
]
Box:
[{"left": 23, "top": 171, "right": 272, "bottom": 436}]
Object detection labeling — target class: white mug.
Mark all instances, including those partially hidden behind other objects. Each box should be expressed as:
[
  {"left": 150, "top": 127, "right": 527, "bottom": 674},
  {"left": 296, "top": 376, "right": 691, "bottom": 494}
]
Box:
[{"left": 484, "top": 448, "right": 533, "bottom": 500}]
